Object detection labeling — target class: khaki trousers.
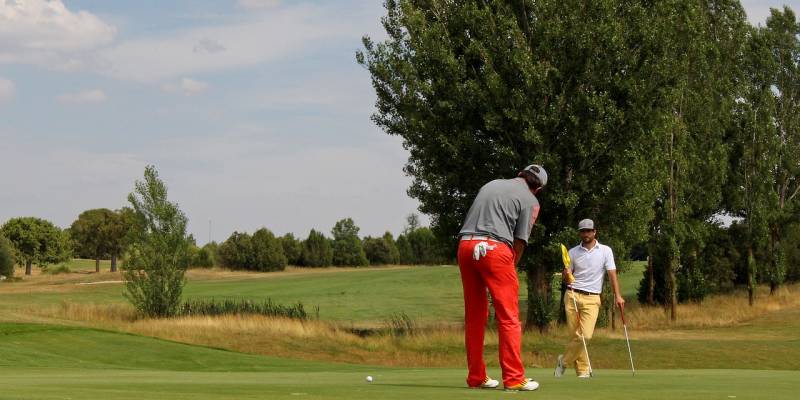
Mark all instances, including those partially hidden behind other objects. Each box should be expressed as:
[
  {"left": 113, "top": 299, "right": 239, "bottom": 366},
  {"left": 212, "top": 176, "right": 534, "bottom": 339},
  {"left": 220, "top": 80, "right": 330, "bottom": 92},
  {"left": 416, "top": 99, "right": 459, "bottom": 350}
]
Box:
[{"left": 563, "top": 290, "right": 601, "bottom": 375}]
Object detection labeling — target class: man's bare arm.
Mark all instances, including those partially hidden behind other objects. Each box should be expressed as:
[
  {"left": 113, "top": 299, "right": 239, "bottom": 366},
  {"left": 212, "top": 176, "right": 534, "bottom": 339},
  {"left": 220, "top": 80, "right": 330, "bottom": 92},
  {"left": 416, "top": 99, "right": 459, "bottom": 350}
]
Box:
[{"left": 513, "top": 239, "right": 526, "bottom": 265}]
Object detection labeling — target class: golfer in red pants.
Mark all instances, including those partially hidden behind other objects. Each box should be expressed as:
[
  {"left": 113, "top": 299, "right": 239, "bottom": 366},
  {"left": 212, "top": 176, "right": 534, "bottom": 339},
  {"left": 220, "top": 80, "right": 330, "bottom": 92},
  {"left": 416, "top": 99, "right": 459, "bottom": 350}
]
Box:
[{"left": 457, "top": 164, "right": 547, "bottom": 391}]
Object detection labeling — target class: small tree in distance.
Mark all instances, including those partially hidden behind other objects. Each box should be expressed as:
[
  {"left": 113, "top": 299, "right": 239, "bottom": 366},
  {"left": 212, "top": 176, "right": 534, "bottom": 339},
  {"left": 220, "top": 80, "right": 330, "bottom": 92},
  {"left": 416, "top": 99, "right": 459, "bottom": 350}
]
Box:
[
  {"left": 280, "top": 233, "right": 303, "bottom": 266},
  {"left": 331, "top": 218, "right": 368, "bottom": 267},
  {"left": 1, "top": 217, "right": 71, "bottom": 275},
  {"left": 0, "top": 234, "right": 15, "bottom": 279},
  {"left": 363, "top": 232, "right": 400, "bottom": 265},
  {"left": 123, "top": 165, "right": 191, "bottom": 318},
  {"left": 251, "top": 228, "right": 287, "bottom": 271},
  {"left": 300, "top": 229, "right": 333, "bottom": 267}
]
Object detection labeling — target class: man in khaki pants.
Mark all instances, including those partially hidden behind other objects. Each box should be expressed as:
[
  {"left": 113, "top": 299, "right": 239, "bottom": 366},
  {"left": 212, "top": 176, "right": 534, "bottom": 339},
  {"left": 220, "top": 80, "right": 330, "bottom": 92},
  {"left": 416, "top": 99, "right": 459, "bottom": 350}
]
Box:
[{"left": 555, "top": 219, "right": 624, "bottom": 378}]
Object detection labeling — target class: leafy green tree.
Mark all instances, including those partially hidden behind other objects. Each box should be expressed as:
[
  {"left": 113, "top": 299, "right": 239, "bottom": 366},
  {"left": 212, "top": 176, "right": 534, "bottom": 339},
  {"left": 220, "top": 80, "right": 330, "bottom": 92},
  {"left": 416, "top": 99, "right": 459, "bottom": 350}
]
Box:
[
  {"left": 331, "top": 218, "right": 369, "bottom": 267},
  {"left": 218, "top": 232, "right": 253, "bottom": 270},
  {"left": 724, "top": 22, "right": 780, "bottom": 304},
  {"left": 123, "top": 165, "right": 191, "bottom": 318},
  {"left": 634, "top": 0, "right": 747, "bottom": 317},
  {"left": 364, "top": 232, "right": 401, "bottom": 265},
  {"left": 762, "top": 7, "right": 800, "bottom": 294},
  {"left": 70, "top": 208, "right": 115, "bottom": 272},
  {"left": 396, "top": 233, "right": 413, "bottom": 265},
  {"left": 0, "top": 234, "right": 15, "bottom": 279},
  {"left": 358, "top": 0, "right": 672, "bottom": 328},
  {"left": 108, "top": 207, "right": 138, "bottom": 272},
  {"left": 279, "top": 233, "right": 303, "bottom": 265},
  {"left": 251, "top": 228, "right": 287, "bottom": 271},
  {"left": 300, "top": 229, "right": 333, "bottom": 267},
  {"left": 1, "top": 217, "right": 71, "bottom": 275}
]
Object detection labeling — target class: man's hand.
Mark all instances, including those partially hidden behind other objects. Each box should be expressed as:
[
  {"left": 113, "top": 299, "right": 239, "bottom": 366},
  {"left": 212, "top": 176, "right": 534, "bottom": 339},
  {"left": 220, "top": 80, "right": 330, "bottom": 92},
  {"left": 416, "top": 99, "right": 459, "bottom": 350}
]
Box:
[
  {"left": 562, "top": 268, "right": 575, "bottom": 284},
  {"left": 616, "top": 295, "right": 625, "bottom": 311}
]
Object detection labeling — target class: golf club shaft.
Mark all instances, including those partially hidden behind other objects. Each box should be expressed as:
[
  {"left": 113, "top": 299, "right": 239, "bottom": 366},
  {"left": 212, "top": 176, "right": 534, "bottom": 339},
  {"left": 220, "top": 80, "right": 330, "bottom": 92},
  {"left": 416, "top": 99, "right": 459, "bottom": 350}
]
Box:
[
  {"left": 570, "top": 288, "right": 593, "bottom": 375},
  {"left": 620, "top": 308, "right": 635, "bottom": 376}
]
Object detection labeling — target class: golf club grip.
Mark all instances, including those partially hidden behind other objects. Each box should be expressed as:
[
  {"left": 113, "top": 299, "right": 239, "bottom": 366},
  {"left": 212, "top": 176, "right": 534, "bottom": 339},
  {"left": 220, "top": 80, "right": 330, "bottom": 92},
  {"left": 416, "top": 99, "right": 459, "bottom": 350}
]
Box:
[{"left": 619, "top": 306, "right": 626, "bottom": 325}]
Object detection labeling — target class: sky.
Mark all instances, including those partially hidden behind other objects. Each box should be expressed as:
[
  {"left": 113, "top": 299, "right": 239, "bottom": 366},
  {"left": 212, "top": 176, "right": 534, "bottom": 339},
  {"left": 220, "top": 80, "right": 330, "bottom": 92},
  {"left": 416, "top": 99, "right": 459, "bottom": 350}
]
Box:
[{"left": 0, "top": 0, "right": 798, "bottom": 244}]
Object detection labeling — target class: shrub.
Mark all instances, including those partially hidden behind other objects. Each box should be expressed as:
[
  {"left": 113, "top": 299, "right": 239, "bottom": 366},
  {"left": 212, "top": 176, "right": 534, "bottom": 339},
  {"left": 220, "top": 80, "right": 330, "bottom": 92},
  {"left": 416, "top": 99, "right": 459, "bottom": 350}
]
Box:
[
  {"left": 179, "top": 298, "right": 314, "bottom": 320},
  {"left": 44, "top": 264, "right": 71, "bottom": 275}
]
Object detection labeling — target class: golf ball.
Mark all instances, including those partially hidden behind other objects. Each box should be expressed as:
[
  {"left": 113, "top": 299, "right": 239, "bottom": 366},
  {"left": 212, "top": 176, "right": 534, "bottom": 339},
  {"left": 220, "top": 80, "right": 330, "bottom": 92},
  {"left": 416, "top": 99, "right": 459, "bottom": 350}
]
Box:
[{"left": 366, "top": 376, "right": 373, "bottom": 382}]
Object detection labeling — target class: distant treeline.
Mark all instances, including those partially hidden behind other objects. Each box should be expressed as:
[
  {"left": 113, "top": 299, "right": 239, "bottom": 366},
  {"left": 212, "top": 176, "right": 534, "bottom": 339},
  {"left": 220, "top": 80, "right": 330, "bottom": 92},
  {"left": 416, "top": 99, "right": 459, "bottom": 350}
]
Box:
[{"left": 0, "top": 212, "right": 449, "bottom": 279}]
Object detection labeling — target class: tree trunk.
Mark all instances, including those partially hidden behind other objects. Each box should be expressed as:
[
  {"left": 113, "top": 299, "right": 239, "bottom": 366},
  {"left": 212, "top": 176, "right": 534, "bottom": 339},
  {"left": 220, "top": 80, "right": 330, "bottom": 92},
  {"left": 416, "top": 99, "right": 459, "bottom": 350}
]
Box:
[
  {"left": 111, "top": 254, "right": 118, "bottom": 273},
  {"left": 95, "top": 258, "right": 100, "bottom": 273},
  {"left": 647, "top": 255, "right": 655, "bottom": 305},
  {"left": 25, "top": 260, "right": 32, "bottom": 275},
  {"left": 668, "top": 252, "right": 678, "bottom": 321},
  {"left": 748, "top": 247, "right": 756, "bottom": 306}
]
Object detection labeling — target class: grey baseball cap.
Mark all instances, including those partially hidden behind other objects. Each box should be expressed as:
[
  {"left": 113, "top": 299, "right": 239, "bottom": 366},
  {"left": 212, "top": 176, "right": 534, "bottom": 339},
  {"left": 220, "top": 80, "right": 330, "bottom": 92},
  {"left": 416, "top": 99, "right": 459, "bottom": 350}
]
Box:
[
  {"left": 522, "top": 164, "right": 548, "bottom": 187},
  {"left": 578, "top": 219, "right": 595, "bottom": 230}
]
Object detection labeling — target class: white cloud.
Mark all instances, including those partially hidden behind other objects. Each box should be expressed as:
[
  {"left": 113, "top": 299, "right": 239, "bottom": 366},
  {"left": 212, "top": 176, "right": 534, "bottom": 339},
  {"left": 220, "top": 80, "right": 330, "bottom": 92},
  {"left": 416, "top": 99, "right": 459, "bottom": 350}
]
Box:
[
  {"left": 237, "top": 0, "right": 282, "bottom": 9},
  {"left": 161, "top": 77, "right": 209, "bottom": 96},
  {"left": 0, "top": 0, "right": 115, "bottom": 67},
  {"left": 0, "top": 77, "right": 13, "bottom": 103},
  {"left": 97, "top": 4, "right": 360, "bottom": 82},
  {"left": 57, "top": 89, "right": 107, "bottom": 103}
]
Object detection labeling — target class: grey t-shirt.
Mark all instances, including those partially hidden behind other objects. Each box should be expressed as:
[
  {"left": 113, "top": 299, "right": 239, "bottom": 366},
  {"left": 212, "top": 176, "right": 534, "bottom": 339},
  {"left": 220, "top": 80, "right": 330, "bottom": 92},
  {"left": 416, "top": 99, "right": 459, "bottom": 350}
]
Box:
[{"left": 458, "top": 178, "right": 541, "bottom": 246}]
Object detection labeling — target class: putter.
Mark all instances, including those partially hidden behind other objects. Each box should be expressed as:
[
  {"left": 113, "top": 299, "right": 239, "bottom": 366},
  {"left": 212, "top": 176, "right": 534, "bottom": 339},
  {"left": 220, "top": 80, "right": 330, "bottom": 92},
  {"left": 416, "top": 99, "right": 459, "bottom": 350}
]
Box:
[
  {"left": 561, "top": 244, "right": 593, "bottom": 377},
  {"left": 620, "top": 307, "right": 635, "bottom": 376}
]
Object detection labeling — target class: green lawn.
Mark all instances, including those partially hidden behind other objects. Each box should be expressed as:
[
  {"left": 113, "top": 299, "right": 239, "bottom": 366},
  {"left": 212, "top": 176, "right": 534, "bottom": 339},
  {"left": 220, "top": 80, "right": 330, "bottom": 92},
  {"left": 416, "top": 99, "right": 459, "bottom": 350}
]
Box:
[
  {"left": 1, "top": 323, "right": 797, "bottom": 400},
  {"left": 3, "top": 260, "right": 648, "bottom": 326}
]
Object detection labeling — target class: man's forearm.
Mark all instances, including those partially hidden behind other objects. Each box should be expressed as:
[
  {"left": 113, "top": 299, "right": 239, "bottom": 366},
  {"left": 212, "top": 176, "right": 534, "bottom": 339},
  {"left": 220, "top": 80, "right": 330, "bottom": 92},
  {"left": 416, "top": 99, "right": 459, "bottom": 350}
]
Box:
[
  {"left": 513, "top": 239, "right": 526, "bottom": 265},
  {"left": 608, "top": 270, "right": 622, "bottom": 297}
]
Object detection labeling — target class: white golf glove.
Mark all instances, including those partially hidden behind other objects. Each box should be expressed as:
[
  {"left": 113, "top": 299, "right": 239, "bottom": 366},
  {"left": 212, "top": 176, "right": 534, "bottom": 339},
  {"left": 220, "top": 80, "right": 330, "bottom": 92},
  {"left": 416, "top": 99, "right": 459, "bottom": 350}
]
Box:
[{"left": 472, "top": 241, "right": 496, "bottom": 260}]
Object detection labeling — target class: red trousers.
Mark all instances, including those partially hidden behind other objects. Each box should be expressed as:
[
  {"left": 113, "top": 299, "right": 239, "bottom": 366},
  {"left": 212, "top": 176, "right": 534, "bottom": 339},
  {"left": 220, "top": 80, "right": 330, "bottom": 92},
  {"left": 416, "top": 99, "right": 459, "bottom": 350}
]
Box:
[{"left": 457, "top": 239, "right": 525, "bottom": 387}]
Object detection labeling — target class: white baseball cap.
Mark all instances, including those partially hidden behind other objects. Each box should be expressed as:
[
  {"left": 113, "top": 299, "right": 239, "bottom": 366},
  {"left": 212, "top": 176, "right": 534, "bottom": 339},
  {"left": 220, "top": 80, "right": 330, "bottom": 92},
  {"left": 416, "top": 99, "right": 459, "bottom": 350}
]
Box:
[
  {"left": 522, "top": 164, "right": 548, "bottom": 187},
  {"left": 578, "top": 219, "right": 595, "bottom": 231}
]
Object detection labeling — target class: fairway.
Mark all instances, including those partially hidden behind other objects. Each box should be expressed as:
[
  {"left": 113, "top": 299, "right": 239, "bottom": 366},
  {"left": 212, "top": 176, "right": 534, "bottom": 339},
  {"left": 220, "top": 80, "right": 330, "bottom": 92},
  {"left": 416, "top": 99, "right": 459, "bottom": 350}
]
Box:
[
  {"left": 2, "top": 265, "right": 800, "bottom": 398},
  {"left": 1, "top": 323, "right": 798, "bottom": 400}
]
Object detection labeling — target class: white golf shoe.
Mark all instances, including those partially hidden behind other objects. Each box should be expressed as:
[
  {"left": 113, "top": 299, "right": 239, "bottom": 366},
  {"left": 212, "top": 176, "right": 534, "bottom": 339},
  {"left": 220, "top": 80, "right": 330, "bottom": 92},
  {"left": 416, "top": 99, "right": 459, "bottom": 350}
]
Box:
[
  {"left": 577, "top": 372, "right": 592, "bottom": 378},
  {"left": 505, "top": 378, "right": 539, "bottom": 391},
  {"left": 478, "top": 377, "right": 499, "bottom": 389},
  {"left": 554, "top": 354, "right": 565, "bottom": 377}
]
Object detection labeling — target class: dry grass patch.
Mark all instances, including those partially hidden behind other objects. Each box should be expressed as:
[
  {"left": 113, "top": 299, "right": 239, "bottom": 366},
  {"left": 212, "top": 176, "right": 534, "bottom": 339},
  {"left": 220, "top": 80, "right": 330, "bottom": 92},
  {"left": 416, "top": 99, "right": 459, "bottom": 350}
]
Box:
[{"left": 622, "top": 283, "right": 800, "bottom": 330}]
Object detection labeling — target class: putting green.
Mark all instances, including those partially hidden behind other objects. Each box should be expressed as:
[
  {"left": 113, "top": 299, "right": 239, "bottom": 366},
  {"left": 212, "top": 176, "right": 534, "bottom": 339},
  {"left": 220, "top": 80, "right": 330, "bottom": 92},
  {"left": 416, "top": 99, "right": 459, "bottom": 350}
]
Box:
[{"left": 1, "top": 323, "right": 797, "bottom": 399}]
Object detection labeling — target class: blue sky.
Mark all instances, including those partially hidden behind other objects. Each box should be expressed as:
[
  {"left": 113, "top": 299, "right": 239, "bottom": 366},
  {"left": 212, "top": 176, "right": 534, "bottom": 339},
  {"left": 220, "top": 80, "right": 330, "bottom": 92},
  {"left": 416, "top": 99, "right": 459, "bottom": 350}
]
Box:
[{"left": 0, "top": 0, "right": 798, "bottom": 244}]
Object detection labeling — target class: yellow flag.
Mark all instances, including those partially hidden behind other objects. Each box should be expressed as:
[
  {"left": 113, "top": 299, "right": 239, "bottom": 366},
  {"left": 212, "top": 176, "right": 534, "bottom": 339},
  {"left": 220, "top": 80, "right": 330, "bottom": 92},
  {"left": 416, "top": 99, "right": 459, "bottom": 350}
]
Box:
[
  {"left": 560, "top": 244, "right": 571, "bottom": 268},
  {"left": 561, "top": 244, "right": 575, "bottom": 284}
]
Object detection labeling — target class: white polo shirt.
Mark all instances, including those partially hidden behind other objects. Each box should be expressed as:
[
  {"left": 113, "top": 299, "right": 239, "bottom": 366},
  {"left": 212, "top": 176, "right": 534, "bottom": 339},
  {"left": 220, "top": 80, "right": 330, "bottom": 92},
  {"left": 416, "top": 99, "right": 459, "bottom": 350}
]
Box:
[{"left": 568, "top": 240, "right": 616, "bottom": 294}]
